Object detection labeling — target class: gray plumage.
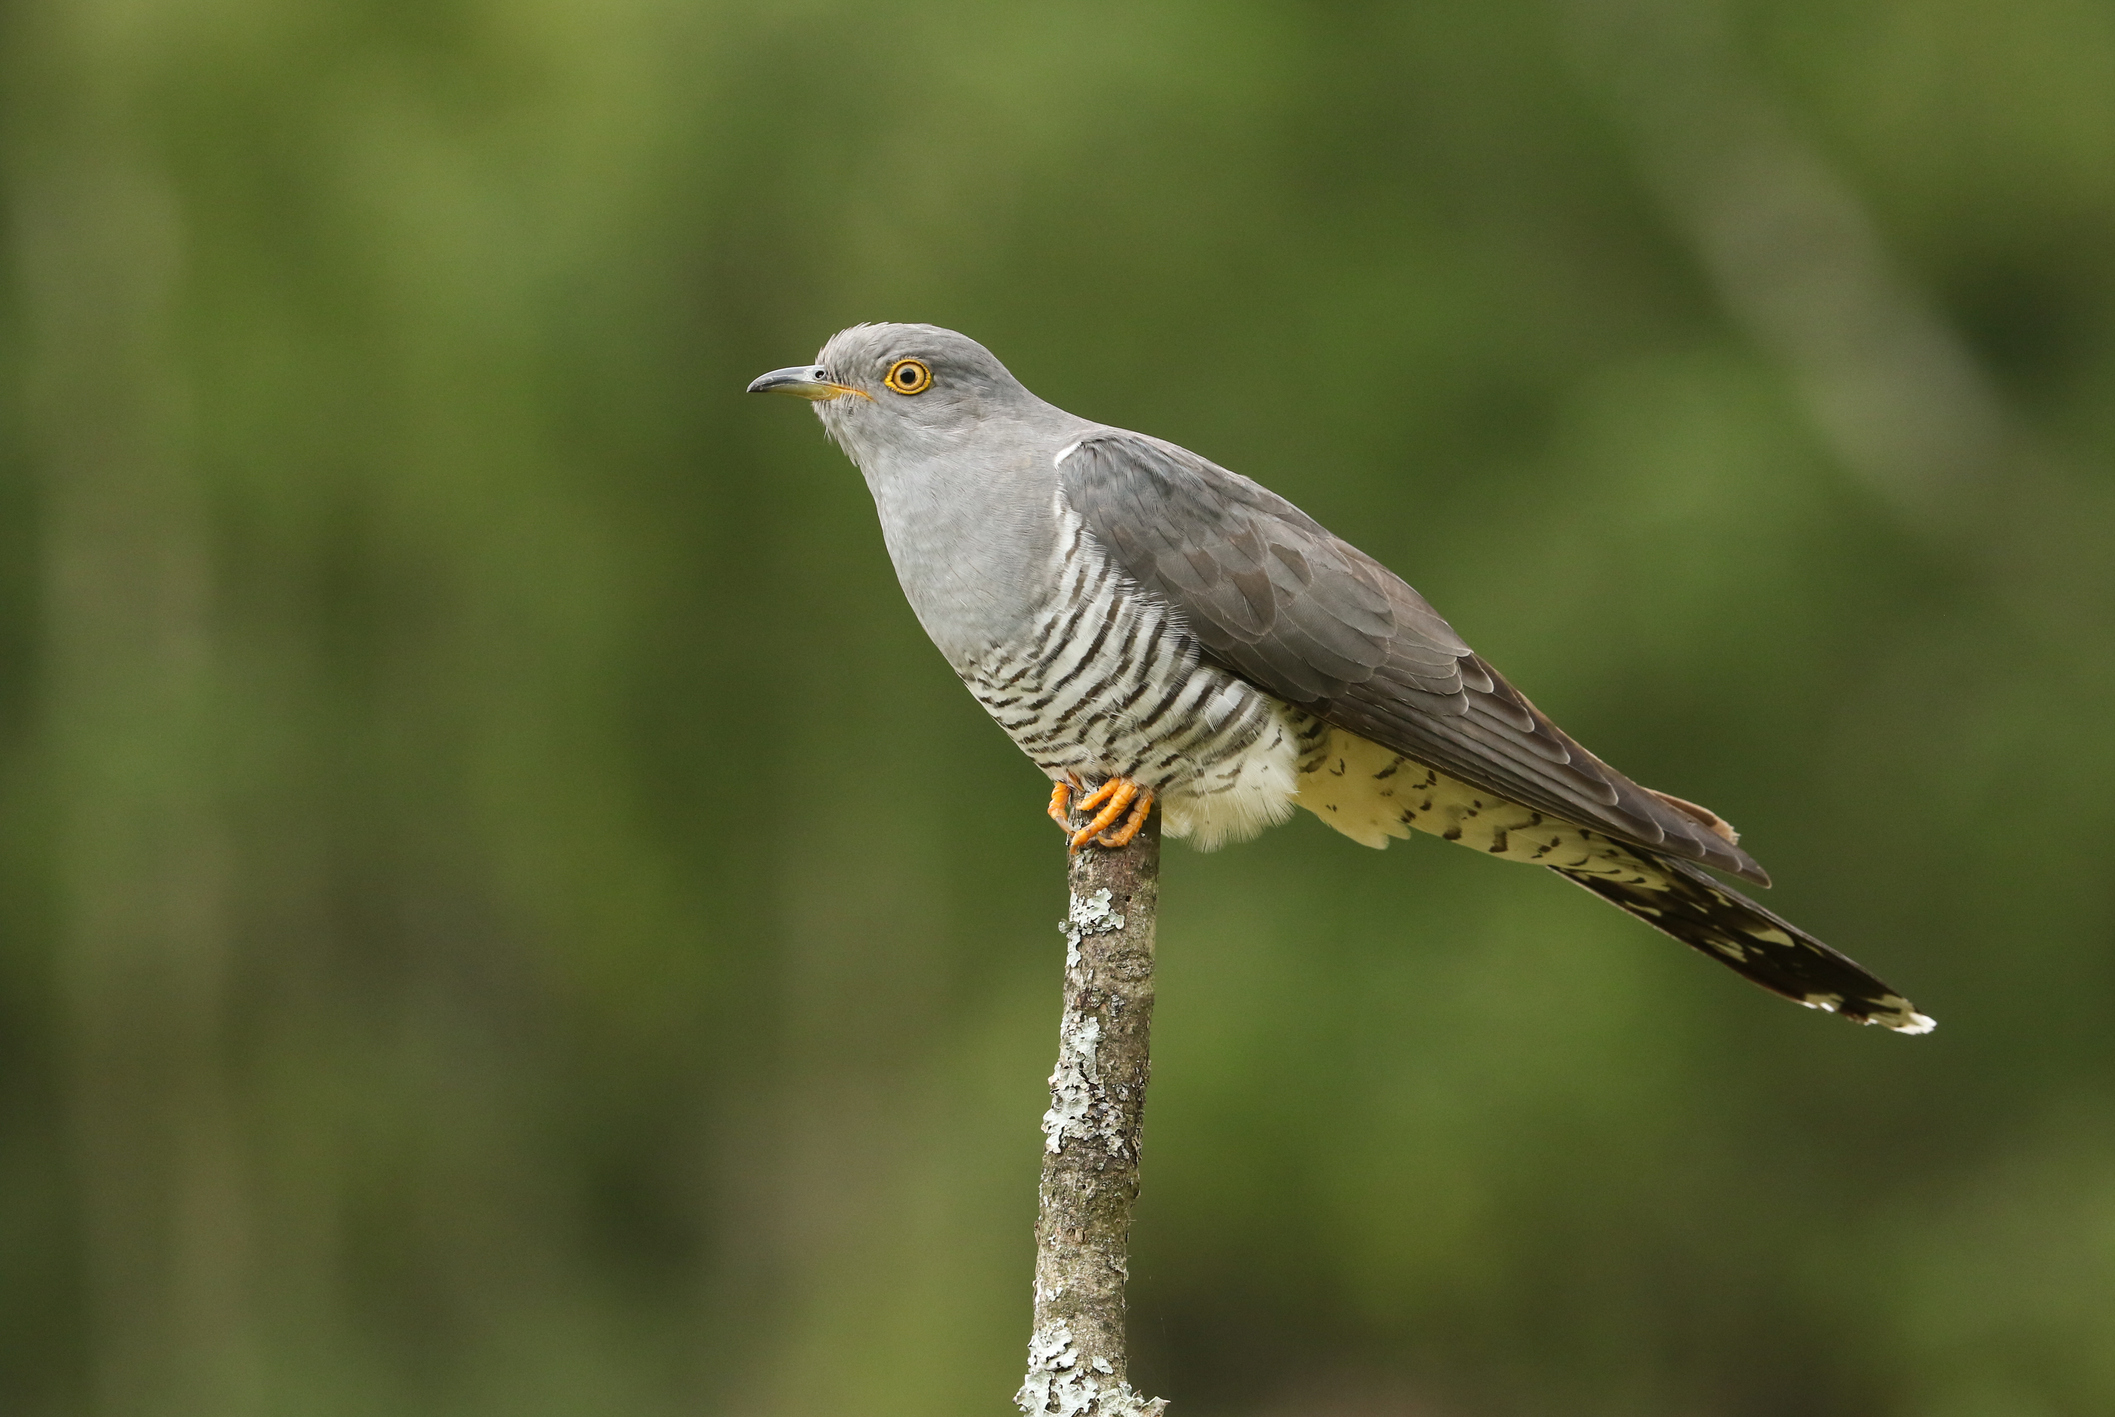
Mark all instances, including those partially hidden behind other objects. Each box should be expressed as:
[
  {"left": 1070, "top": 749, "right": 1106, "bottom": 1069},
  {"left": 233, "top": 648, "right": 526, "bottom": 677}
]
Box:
[{"left": 749, "top": 322, "right": 1932, "bottom": 1034}]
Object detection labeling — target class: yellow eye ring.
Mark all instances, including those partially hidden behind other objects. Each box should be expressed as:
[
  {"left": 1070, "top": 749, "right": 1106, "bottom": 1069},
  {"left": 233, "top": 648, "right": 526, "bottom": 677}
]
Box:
[{"left": 884, "top": 358, "right": 933, "bottom": 395}]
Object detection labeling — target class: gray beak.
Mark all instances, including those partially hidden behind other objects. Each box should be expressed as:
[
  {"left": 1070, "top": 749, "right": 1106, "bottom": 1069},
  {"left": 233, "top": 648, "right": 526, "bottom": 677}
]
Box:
[{"left": 746, "top": 365, "right": 867, "bottom": 402}]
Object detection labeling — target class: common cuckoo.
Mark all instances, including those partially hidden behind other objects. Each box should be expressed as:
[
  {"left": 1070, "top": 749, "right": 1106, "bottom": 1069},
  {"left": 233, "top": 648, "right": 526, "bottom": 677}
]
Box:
[{"left": 749, "top": 323, "right": 1932, "bottom": 1033}]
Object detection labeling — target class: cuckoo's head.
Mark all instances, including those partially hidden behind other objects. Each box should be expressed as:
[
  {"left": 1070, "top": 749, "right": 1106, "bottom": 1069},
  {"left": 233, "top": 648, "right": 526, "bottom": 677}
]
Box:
[{"left": 747, "top": 323, "right": 1047, "bottom": 466}]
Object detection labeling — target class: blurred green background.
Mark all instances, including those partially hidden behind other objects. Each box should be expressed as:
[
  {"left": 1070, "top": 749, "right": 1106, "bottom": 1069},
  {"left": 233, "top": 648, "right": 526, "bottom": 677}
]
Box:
[{"left": 3, "top": 0, "right": 2113, "bottom": 1413}]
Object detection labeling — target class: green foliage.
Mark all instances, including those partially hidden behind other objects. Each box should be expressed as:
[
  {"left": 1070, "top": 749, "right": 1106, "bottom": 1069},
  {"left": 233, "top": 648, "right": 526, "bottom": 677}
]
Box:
[{"left": 3, "top": 0, "right": 2112, "bottom": 1412}]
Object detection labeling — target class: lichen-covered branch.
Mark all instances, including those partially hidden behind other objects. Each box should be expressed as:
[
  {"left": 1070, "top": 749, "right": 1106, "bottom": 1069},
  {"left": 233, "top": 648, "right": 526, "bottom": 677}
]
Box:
[{"left": 1016, "top": 810, "right": 1170, "bottom": 1417}]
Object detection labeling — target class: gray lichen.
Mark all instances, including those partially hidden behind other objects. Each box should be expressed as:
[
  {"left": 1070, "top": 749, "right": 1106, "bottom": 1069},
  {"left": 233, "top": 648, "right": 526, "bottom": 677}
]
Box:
[
  {"left": 1016, "top": 1321, "right": 1170, "bottom": 1417},
  {"left": 1069, "top": 887, "right": 1127, "bottom": 942},
  {"left": 1040, "top": 1012, "right": 1102, "bottom": 1154},
  {"left": 1041, "top": 890, "right": 1132, "bottom": 1158}
]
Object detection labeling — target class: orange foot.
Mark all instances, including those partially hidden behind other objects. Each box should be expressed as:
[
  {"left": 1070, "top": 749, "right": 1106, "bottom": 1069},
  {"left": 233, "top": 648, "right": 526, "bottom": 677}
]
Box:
[{"left": 1050, "top": 776, "right": 1155, "bottom": 852}]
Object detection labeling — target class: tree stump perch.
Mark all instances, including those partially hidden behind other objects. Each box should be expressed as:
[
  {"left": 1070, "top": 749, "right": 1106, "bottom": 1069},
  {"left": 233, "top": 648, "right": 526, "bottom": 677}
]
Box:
[{"left": 1016, "top": 807, "right": 1170, "bottom": 1416}]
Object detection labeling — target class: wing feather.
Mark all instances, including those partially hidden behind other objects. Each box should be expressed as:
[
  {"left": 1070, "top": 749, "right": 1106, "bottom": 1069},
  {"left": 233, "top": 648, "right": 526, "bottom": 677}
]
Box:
[{"left": 1058, "top": 431, "right": 1768, "bottom": 883}]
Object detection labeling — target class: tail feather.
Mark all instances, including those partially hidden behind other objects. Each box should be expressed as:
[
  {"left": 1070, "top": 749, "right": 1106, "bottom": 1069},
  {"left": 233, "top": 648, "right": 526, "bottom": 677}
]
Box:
[{"left": 1555, "top": 855, "right": 1934, "bottom": 1034}]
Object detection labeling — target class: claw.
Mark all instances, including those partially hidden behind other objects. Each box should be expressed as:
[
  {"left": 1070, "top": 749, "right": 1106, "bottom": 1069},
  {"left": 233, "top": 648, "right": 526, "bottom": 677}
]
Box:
[
  {"left": 1068, "top": 778, "right": 1144, "bottom": 852},
  {"left": 1074, "top": 779, "right": 1122, "bottom": 815},
  {"left": 1045, "top": 775, "right": 1154, "bottom": 852},
  {"left": 1094, "top": 789, "right": 1155, "bottom": 848}
]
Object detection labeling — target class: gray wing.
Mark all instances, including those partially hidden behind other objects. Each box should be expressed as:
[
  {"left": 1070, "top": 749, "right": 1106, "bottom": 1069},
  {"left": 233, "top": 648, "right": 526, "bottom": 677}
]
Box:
[{"left": 1057, "top": 431, "right": 1770, "bottom": 884}]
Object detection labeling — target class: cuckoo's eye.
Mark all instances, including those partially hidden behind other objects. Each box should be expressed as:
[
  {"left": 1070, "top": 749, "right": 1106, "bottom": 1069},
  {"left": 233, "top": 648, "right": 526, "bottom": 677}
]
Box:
[{"left": 884, "top": 358, "right": 933, "bottom": 395}]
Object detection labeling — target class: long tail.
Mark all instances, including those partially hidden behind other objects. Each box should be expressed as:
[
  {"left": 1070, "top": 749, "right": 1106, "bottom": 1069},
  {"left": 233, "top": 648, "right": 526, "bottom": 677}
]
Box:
[{"left": 1555, "top": 855, "right": 1934, "bottom": 1033}]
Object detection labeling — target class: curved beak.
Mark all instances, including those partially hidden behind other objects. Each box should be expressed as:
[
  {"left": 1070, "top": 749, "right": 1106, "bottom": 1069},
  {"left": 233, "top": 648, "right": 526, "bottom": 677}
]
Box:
[{"left": 746, "top": 365, "right": 870, "bottom": 401}]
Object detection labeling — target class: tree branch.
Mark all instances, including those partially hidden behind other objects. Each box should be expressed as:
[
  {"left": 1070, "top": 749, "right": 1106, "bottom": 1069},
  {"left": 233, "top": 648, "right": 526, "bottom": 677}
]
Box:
[{"left": 1016, "top": 809, "right": 1170, "bottom": 1417}]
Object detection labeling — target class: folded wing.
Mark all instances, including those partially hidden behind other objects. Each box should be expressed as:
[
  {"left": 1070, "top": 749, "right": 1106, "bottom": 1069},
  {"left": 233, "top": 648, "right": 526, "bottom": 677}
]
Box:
[{"left": 1057, "top": 431, "right": 1768, "bottom": 883}]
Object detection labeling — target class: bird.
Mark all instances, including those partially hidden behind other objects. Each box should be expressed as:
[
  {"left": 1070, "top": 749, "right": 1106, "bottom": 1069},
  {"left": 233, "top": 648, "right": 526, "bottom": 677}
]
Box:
[{"left": 748, "top": 323, "right": 1932, "bottom": 1034}]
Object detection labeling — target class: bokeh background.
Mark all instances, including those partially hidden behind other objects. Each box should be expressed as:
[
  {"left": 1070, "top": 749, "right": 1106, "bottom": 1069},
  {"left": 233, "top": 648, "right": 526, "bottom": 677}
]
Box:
[{"left": 4, "top": 0, "right": 2114, "bottom": 1413}]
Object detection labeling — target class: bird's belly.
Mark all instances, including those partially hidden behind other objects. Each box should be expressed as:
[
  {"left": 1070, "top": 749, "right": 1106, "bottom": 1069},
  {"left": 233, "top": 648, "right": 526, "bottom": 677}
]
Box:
[
  {"left": 1151, "top": 691, "right": 1320, "bottom": 850},
  {"left": 957, "top": 570, "right": 1325, "bottom": 850}
]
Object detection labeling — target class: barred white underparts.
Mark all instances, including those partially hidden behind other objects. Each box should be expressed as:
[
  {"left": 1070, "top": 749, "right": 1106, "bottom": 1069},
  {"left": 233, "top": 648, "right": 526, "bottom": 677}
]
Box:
[{"left": 957, "top": 501, "right": 1319, "bottom": 851}]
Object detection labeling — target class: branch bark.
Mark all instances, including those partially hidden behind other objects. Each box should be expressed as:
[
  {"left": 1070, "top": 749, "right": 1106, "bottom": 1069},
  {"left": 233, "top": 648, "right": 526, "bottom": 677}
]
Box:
[{"left": 1015, "top": 808, "right": 1170, "bottom": 1417}]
